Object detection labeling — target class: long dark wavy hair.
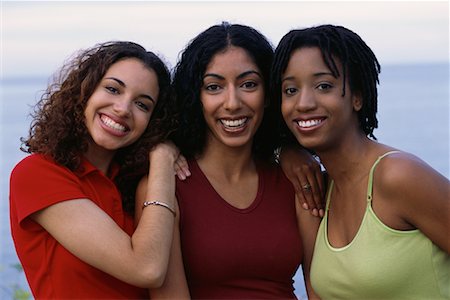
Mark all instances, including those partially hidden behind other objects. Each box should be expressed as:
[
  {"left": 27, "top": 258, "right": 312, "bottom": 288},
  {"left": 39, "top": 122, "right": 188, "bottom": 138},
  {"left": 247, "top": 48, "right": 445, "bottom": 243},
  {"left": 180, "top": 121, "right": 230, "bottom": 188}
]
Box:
[
  {"left": 271, "top": 24, "right": 380, "bottom": 142},
  {"left": 21, "top": 41, "right": 175, "bottom": 214},
  {"left": 171, "top": 22, "right": 279, "bottom": 161}
]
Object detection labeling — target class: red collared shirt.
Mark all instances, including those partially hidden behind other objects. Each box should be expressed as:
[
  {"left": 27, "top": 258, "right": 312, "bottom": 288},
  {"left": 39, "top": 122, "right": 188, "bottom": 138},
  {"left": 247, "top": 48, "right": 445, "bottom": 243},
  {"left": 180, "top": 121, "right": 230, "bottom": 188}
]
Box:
[{"left": 10, "top": 154, "right": 147, "bottom": 299}]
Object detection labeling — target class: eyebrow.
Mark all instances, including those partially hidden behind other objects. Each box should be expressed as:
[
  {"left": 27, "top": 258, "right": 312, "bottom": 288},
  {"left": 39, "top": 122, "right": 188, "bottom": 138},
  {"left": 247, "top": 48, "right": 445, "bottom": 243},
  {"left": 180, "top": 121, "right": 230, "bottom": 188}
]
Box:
[
  {"left": 281, "top": 71, "right": 334, "bottom": 83},
  {"left": 203, "top": 70, "right": 262, "bottom": 81},
  {"left": 105, "top": 77, "right": 155, "bottom": 103}
]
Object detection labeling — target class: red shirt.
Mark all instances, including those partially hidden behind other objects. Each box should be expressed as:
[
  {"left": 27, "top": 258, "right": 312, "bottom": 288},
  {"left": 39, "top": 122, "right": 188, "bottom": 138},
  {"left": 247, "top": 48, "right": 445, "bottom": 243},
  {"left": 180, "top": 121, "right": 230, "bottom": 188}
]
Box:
[
  {"left": 177, "top": 160, "right": 302, "bottom": 299},
  {"left": 10, "top": 154, "right": 148, "bottom": 299}
]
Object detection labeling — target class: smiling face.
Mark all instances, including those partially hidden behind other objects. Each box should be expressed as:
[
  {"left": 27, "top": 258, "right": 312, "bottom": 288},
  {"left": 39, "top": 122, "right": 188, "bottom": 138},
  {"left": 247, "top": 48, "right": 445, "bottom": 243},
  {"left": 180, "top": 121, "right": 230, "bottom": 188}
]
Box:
[
  {"left": 84, "top": 58, "right": 159, "bottom": 157},
  {"left": 281, "top": 47, "right": 362, "bottom": 152},
  {"left": 200, "top": 46, "right": 265, "bottom": 151}
]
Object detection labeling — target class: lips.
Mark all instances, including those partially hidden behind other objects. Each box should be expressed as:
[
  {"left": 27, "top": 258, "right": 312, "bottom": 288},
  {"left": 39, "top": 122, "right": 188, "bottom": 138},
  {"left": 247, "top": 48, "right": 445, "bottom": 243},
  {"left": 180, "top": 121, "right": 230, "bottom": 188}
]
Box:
[
  {"left": 296, "top": 118, "right": 324, "bottom": 128},
  {"left": 100, "top": 114, "right": 129, "bottom": 133},
  {"left": 219, "top": 117, "right": 249, "bottom": 132},
  {"left": 220, "top": 117, "right": 247, "bottom": 128}
]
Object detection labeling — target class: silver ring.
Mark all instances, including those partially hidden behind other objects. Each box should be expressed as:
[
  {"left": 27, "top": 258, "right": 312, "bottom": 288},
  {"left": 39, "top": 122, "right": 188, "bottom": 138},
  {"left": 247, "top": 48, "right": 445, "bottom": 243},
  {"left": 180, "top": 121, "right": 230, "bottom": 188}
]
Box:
[{"left": 302, "top": 183, "right": 312, "bottom": 191}]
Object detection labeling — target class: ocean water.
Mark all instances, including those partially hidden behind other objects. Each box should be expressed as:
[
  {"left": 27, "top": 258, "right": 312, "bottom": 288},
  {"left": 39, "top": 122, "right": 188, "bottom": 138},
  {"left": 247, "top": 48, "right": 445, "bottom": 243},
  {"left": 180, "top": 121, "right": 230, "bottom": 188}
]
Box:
[{"left": 0, "top": 64, "right": 448, "bottom": 299}]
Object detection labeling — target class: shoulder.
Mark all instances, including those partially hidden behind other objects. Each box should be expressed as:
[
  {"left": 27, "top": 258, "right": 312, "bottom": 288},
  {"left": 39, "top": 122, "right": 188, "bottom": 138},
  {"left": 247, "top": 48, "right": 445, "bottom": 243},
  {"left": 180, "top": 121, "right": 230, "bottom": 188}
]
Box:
[
  {"left": 375, "top": 151, "right": 441, "bottom": 190},
  {"left": 11, "top": 154, "right": 56, "bottom": 176},
  {"left": 374, "top": 150, "right": 448, "bottom": 208},
  {"left": 11, "top": 153, "right": 79, "bottom": 186}
]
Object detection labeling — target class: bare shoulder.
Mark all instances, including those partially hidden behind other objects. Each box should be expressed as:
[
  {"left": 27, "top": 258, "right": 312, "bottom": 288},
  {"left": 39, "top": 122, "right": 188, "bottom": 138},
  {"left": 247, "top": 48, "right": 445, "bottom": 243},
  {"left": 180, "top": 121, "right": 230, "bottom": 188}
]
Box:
[{"left": 374, "top": 151, "right": 449, "bottom": 206}]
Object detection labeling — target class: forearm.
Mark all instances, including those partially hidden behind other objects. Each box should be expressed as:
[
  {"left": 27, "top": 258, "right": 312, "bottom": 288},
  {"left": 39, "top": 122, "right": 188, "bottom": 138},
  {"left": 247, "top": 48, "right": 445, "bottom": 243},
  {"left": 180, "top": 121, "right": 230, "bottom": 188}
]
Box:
[{"left": 131, "top": 150, "right": 178, "bottom": 287}]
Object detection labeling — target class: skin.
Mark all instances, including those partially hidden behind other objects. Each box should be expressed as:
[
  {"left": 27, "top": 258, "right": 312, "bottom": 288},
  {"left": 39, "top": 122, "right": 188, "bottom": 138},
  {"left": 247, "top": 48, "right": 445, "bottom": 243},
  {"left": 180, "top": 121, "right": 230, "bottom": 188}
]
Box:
[
  {"left": 31, "top": 58, "right": 180, "bottom": 288},
  {"left": 281, "top": 47, "right": 449, "bottom": 254},
  {"left": 280, "top": 145, "right": 325, "bottom": 217},
  {"left": 136, "top": 46, "right": 320, "bottom": 298}
]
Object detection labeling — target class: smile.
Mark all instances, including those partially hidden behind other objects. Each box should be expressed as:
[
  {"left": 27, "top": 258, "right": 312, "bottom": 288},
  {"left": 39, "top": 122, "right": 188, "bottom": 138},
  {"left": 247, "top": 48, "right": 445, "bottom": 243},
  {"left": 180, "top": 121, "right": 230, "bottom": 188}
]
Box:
[
  {"left": 220, "top": 117, "right": 248, "bottom": 129},
  {"left": 100, "top": 114, "right": 128, "bottom": 132},
  {"left": 297, "top": 118, "right": 323, "bottom": 128}
]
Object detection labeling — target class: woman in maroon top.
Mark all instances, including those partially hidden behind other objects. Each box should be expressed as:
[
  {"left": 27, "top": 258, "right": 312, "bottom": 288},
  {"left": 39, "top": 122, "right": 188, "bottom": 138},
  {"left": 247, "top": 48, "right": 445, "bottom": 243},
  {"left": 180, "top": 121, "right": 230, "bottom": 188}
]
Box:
[{"left": 136, "top": 22, "right": 322, "bottom": 299}]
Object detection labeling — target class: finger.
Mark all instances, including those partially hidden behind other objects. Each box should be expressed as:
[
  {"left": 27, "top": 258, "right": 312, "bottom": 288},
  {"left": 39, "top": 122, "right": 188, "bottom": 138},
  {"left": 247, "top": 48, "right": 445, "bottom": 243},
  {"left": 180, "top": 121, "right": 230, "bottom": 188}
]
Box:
[
  {"left": 174, "top": 159, "right": 187, "bottom": 180},
  {"left": 174, "top": 164, "right": 186, "bottom": 180},
  {"left": 295, "top": 189, "right": 309, "bottom": 210},
  {"left": 300, "top": 178, "right": 316, "bottom": 212},
  {"left": 176, "top": 155, "right": 191, "bottom": 177},
  {"left": 290, "top": 176, "right": 303, "bottom": 198},
  {"left": 313, "top": 167, "right": 326, "bottom": 217},
  {"left": 304, "top": 170, "right": 323, "bottom": 211},
  {"left": 296, "top": 173, "right": 313, "bottom": 211}
]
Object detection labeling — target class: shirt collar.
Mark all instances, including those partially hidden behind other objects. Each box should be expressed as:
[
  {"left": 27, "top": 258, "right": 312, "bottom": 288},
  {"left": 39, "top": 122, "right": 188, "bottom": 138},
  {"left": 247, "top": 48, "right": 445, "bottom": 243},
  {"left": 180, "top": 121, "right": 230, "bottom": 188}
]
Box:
[{"left": 76, "top": 157, "right": 120, "bottom": 180}]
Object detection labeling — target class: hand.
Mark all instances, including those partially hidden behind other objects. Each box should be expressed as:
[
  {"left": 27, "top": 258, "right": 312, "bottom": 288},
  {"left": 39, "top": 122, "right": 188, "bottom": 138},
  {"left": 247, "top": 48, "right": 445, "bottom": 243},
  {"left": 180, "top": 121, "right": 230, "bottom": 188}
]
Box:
[
  {"left": 174, "top": 154, "right": 191, "bottom": 181},
  {"left": 279, "top": 145, "right": 325, "bottom": 217},
  {"left": 149, "top": 142, "right": 191, "bottom": 181}
]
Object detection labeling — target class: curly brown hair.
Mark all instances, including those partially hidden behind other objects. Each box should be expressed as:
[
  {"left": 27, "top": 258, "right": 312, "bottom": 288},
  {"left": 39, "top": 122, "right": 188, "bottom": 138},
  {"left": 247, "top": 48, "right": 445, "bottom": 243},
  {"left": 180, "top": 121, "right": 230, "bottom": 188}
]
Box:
[{"left": 21, "top": 41, "right": 176, "bottom": 213}]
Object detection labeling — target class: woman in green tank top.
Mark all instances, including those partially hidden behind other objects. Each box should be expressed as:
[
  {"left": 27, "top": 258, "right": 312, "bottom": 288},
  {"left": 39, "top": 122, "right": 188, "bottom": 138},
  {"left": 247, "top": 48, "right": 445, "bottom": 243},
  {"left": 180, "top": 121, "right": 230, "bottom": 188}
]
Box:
[{"left": 271, "top": 24, "right": 449, "bottom": 299}]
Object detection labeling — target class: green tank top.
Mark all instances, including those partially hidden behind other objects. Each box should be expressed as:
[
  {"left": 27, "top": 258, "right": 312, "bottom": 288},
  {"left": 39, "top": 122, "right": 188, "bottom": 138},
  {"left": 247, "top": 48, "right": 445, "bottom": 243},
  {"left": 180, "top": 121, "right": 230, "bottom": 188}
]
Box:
[{"left": 310, "top": 151, "right": 449, "bottom": 299}]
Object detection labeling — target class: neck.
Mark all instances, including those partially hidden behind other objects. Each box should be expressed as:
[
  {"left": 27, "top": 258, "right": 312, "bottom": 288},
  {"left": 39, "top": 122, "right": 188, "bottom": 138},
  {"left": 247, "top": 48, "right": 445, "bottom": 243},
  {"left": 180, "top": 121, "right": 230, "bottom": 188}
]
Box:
[
  {"left": 318, "top": 133, "right": 374, "bottom": 185},
  {"left": 197, "top": 138, "right": 255, "bottom": 183},
  {"left": 84, "top": 143, "right": 115, "bottom": 175}
]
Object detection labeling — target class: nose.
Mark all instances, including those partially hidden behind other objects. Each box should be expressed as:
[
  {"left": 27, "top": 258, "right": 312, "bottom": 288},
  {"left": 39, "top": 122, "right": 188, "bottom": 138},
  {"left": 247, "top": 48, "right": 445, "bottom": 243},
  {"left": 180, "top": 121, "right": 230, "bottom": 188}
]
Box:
[
  {"left": 112, "top": 97, "right": 132, "bottom": 117},
  {"left": 223, "top": 86, "right": 242, "bottom": 111},
  {"left": 295, "top": 88, "right": 316, "bottom": 111}
]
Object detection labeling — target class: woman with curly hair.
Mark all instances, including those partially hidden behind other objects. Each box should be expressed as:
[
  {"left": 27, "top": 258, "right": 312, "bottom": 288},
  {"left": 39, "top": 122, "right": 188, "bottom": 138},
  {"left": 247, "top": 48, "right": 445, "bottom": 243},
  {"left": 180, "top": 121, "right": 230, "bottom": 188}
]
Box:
[
  {"left": 135, "top": 22, "right": 322, "bottom": 299},
  {"left": 10, "top": 41, "right": 188, "bottom": 299}
]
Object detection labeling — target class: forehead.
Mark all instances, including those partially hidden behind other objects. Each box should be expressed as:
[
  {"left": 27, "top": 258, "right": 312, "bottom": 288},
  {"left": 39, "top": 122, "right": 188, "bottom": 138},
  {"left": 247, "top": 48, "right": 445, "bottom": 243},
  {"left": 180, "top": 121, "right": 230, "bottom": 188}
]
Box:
[
  {"left": 206, "top": 46, "right": 258, "bottom": 72},
  {"left": 286, "top": 47, "right": 343, "bottom": 75},
  {"left": 105, "top": 58, "right": 160, "bottom": 96},
  {"left": 106, "top": 58, "right": 150, "bottom": 74}
]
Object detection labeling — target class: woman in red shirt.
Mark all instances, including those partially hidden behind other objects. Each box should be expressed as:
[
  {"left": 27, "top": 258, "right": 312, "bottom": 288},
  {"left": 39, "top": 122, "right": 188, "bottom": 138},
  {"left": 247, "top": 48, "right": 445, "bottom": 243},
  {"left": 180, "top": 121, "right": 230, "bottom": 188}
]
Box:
[{"left": 10, "top": 41, "right": 189, "bottom": 299}]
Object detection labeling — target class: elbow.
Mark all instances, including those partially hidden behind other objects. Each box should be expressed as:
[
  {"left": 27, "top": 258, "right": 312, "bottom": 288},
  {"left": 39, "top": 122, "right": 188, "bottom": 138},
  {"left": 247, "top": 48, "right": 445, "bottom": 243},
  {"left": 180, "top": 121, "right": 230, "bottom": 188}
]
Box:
[{"left": 135, "top": 265, "right": 167, "bottom": 288}]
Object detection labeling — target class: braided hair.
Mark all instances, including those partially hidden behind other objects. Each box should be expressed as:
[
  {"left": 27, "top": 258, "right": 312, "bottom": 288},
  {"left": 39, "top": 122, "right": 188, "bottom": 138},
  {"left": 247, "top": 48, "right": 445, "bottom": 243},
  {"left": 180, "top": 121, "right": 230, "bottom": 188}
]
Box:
[{"left": 271, "top": 24, "right": 380, "bottom": 140}]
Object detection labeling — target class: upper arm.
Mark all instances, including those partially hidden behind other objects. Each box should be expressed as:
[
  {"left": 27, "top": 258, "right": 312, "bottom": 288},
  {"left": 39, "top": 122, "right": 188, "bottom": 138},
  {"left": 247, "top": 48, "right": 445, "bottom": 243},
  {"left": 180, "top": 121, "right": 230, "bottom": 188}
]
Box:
[
  {"left": 31, "top": 198, "right": 143, "bottom": 282},
  {"left": 295, "top": 197, "right": 321, "bottom": 298},
  {"left": 378, "top": 154, "right": 450, "bottom": 253}
]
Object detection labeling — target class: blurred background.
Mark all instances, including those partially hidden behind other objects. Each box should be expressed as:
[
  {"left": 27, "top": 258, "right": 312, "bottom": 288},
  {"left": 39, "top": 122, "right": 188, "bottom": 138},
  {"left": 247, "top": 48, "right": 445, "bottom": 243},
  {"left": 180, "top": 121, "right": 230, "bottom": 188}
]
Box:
[{"left": 1, "top": 1, "right": 448, "bottom": 299}]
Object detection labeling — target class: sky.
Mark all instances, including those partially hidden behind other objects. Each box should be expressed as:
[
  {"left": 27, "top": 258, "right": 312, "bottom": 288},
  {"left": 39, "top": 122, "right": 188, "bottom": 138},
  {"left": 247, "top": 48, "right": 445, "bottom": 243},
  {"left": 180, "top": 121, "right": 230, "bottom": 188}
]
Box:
[{"left": 1, "top": 1, "right": 449, "bottom": 79}]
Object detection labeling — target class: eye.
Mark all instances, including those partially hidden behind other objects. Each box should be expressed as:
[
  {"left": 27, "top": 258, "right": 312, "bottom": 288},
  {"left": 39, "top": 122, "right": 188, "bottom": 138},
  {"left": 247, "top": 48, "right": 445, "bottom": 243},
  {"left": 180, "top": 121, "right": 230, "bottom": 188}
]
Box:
[
  {"left": 241, "top": 81, "right": 257, "bottom": 89},
  {"left": 134, "top": 100, "right": 152, "bottom": 112},
  {"left": 105, "top": 86, "right": 119, "bottom": 94},
  {"left": 283, "top": 87, "right": 298, "bottom": 96},
  {"left": 317, "top": 83, "right": 332, "bottom": 91},
  {"left": 204, "top": 83, "right": 222, "bottom": 93}
]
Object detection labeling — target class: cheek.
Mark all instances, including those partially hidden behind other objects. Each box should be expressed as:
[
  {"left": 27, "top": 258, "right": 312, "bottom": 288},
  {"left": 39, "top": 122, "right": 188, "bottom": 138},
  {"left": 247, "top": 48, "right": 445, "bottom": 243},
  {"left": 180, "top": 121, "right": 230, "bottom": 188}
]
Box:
[
  {"left": 200, "top": 97, "right": 217, "bottom": 118},
  {"left": 134, "top": 111, "right": 151, "bottom": 132},
  {"left": 281, "top": 100, "right": 291, "bottom": 120}
]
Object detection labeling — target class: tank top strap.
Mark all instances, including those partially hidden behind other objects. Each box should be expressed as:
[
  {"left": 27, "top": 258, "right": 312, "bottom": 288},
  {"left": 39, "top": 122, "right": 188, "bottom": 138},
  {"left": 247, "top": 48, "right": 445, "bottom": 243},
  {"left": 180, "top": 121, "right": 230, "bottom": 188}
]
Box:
[
  {"left": 325, "top": 180, "right": 334, "bottom": 212},
  {"left": 366, "top": 150, "right": 402, "bottom": 203}
]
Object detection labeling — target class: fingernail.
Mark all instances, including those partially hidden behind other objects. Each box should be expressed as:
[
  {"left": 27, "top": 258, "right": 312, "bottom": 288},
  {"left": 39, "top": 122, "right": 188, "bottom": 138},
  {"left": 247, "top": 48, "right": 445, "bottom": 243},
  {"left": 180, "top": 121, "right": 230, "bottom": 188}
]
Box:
[{"left": 302, "top": 202, "right": 309, "bottom": 210}]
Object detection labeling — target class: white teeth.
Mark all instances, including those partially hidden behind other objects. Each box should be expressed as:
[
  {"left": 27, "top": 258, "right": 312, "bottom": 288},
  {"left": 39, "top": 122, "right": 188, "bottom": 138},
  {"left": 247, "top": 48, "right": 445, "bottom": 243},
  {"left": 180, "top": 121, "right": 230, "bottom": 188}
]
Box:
[
  {"left": 297, "top": 119, "right": 322, "bottom": 128},
  {"left": 221, "top": 118, "right": 247, "bottom": 128},
  {"left": 101, "top": 115, "right": 126, "bottom": 132}
]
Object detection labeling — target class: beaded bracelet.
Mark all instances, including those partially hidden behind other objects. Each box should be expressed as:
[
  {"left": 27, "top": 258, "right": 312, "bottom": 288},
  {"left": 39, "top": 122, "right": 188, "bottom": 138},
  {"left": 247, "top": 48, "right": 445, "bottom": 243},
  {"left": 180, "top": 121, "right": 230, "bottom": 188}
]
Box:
[{"left": 142, "top": 201, "right": 176, "bottom": 217}]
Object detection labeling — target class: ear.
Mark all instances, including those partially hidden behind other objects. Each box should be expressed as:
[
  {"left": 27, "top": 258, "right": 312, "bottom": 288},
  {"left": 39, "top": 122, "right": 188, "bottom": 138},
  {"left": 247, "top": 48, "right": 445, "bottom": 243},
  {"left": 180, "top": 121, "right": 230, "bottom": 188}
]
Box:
[{"left": 352, "top": 93, "right": 363, "bottom": 112}]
